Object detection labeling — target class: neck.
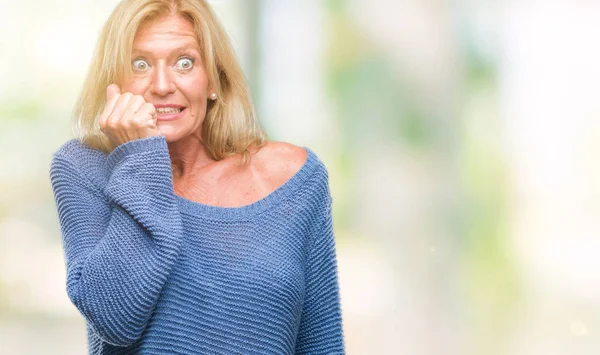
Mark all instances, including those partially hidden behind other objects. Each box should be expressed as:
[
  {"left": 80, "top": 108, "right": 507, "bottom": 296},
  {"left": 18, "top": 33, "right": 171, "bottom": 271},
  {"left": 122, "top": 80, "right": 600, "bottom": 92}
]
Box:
[{"left": 167, "top": 133, "right": 214, "bottom": 180}]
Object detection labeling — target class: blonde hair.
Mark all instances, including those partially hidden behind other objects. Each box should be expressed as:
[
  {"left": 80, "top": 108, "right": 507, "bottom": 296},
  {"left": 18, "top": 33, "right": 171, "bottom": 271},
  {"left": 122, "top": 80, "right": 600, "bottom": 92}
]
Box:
[{"left": 73, "top": 0, "right": 267, "bottom": 162}]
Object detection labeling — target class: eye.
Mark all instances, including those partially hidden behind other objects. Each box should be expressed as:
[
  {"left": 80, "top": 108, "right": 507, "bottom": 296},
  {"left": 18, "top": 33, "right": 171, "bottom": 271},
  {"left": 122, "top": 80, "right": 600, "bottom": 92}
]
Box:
[
  {"left": 132, "top": 59, "right": 149, "bottom": 72},
  {"left": 176, "top": 57, "right": 194, "bottom": 70}
]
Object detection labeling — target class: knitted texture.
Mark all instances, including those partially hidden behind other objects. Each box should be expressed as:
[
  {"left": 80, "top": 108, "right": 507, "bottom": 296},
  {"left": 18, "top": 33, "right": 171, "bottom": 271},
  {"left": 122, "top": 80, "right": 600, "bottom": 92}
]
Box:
[{"left": 49, "top": 136, "right": 345, "bottom": 354}]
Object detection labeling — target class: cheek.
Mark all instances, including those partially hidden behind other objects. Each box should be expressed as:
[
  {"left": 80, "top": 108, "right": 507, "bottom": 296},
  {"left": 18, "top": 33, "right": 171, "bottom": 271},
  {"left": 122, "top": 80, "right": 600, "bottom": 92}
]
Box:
[
  {"left": 183, "top": 79, "right": 209, "bottom": 104},
  {"left": 188, "top": 70, "right": 210, "bottom": 98},
  {"left": 121, "top": 77, "right": 148, "bottom": 95}
]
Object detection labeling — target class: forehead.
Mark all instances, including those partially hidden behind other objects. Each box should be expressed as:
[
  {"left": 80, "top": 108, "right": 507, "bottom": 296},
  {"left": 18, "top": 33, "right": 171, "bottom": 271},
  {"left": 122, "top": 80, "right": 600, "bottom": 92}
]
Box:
[{"left": 133, "top": 14, "right": 199, "bottom": 51}]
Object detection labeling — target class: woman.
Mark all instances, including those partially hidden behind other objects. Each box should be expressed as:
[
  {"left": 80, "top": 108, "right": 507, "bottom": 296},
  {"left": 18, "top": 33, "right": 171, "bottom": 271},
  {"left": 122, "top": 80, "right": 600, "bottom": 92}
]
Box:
[{"left": 49, "top": 0, "right": 345, "bottom": 354}]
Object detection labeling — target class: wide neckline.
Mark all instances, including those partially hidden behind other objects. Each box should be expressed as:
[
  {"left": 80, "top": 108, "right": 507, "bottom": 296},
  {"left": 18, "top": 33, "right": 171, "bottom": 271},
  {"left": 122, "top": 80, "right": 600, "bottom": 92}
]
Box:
[{"left": 175, "top": 146, "right": 320, "bottom": 220}]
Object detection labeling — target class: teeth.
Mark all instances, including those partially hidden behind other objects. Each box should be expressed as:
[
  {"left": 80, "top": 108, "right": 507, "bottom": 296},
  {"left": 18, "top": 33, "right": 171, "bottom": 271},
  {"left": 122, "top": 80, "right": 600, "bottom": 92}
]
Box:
[{"left": 156, "top": 107, "right": 181, "bottom": 114}]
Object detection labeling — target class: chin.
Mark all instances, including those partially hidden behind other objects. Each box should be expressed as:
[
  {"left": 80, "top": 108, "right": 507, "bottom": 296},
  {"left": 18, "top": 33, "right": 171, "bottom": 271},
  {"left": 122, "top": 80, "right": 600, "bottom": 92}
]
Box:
[
  {"left": 157, "top": 126, "right": 195, "bottom": 144},
  {"left": 156, "top": 126, "right": 179, "bottom": 142}
]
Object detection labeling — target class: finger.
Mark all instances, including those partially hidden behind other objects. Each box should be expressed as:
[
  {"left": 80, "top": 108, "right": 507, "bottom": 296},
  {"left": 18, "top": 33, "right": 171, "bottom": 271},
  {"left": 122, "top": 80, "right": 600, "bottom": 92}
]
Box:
[
  {"left": 123, "top": 95, "right": 147, "bottom": 120},
  {"left": 101, "top": 85, "right": 121, "bottom": 117},
  {"left": 134, "top": 102, "right": 157, "bottom": 125},
  {"left": 138, "top": 102, "right": 157, "bottom": 119},
  {"left": 107, "top": 92, "right": 134, "bottom": 127},
  {"left": 107, "top": 84, "right": 121, "bottom": 102}
]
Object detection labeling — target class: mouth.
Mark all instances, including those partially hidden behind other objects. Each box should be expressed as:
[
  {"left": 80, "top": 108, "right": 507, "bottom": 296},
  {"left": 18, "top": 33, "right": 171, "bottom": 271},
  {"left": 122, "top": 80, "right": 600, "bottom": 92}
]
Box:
[
  {"left": 154, "top": 106, "right": 187, "bottom": 121},
  {"left": 155, "top": 107, "right": 185, "bottom": 114}
]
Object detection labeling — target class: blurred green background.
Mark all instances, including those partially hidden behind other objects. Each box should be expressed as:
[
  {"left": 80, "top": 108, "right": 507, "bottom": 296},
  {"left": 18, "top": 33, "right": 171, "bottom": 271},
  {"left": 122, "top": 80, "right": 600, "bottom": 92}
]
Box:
[{"left": 1, "top": 0, "right": 600, "bottom": 354}]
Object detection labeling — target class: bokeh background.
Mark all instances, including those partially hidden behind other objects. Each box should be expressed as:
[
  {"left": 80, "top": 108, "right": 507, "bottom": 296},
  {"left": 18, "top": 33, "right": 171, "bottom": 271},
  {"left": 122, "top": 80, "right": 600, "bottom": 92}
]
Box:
[{"left": 1, "top": 0, "right": 600, "bottom": 354}]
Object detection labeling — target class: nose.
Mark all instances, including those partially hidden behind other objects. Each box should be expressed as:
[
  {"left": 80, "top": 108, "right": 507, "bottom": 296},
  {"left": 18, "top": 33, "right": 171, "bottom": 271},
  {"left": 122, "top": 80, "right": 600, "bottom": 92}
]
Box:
[{"left": 150, "top": 62, "right": 176, "bottom": 96}]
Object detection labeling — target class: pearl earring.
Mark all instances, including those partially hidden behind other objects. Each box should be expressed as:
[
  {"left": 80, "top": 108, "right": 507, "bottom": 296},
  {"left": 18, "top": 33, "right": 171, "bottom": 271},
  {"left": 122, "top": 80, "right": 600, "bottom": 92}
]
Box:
[{"left": 210, "top": 92, "right": 217, "bottom": 100}]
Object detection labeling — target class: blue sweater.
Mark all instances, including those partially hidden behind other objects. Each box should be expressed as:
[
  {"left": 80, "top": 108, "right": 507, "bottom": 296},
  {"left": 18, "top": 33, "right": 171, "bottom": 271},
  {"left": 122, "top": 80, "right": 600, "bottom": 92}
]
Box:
[{"left": 49, "top": 136, "right": 345, "bottom": 354}]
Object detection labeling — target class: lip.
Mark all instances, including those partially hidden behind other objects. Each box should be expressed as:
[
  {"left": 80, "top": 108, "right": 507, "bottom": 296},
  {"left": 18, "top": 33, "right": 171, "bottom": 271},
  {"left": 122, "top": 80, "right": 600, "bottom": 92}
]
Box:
[{"left": 154, "top": 105, "right": 186, "bottom": 121}]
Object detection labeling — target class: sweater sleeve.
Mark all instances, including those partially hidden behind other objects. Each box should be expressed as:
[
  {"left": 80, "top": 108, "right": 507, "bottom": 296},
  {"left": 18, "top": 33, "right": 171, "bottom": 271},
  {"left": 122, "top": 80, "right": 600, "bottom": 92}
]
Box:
[
  {"left": 49, "top": 136, "right": 183, "bottom": 347},
  {"left": 295, "top": 192, "right": 346, "bottom": 354}
]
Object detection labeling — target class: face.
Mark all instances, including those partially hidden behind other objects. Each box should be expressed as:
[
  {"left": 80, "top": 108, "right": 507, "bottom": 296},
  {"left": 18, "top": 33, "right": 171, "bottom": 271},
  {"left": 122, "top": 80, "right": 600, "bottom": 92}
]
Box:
[{"left": 121, "top": 14, "right": 211, "bottom": 142}]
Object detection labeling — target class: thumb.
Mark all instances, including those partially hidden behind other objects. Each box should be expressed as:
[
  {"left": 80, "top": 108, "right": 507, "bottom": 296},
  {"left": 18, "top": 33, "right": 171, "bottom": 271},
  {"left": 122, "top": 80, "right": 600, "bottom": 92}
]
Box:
[{"left": 106, "top": 84, "right": 121, "bottom": 102}]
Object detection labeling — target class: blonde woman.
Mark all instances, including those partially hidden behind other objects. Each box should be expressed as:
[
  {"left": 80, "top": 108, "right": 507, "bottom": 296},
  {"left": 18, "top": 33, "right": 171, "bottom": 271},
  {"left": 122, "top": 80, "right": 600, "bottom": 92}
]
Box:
[{"left": 49, "top": 0, "right": 345, "bottom": 354}]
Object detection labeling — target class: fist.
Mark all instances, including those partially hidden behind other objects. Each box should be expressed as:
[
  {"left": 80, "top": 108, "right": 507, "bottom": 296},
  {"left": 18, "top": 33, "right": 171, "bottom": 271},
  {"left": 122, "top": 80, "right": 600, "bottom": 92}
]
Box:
[{"left": 99, "top": 84, "right": 160, "bottom": 147}]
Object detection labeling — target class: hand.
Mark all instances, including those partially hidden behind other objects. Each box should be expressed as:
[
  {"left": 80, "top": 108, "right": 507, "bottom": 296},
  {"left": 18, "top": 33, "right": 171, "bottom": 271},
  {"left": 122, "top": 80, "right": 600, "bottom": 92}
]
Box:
[{"left": 99, "top": 84, "right": 160, "bottom": 147}]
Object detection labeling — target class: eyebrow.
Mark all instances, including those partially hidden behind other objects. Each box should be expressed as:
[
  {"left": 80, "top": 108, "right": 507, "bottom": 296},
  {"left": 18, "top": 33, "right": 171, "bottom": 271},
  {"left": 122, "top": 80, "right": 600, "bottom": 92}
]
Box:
[{"left": 132, "top": 45, "right": 201, "bottom": 56}]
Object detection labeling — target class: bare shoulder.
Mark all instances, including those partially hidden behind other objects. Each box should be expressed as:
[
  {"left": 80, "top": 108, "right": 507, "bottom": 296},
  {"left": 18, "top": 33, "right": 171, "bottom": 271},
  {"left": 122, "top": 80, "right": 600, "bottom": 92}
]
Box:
[
  {"left": 256, "top": 140, "right": 308, "bottom": 166},
  {"left": 253, "top": 141, "right": 309, "bottom": 183}
]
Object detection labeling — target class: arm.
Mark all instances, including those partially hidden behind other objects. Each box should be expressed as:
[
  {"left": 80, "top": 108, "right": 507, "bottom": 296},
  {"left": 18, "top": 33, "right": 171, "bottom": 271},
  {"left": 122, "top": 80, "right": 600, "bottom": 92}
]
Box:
[
  {"left": 50, "top": 136, "right": 183, "bottom": 346},
  {"left": 295, "top": 195, "right": 346, "bottom": 354}
]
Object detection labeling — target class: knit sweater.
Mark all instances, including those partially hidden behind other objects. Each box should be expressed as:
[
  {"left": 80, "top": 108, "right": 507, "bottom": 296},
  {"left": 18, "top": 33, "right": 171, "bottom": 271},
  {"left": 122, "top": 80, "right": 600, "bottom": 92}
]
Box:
[{"left": 49, "top": 136, "right": 345, "bottom": 354}]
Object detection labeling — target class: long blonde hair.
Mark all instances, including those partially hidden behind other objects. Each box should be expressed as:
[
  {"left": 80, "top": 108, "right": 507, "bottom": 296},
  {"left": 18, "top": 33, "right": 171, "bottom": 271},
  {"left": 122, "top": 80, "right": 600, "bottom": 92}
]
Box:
[{"left": 73, "top": 0, "right": 266, "bottom": 161}]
